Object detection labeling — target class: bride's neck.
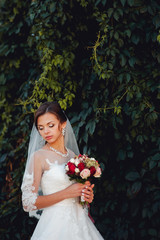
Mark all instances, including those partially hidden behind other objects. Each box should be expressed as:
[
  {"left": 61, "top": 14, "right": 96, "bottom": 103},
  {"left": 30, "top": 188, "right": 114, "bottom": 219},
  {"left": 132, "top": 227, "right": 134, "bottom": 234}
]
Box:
[{"left": 48, "top": 138, "right": 66, "bottom": 153}]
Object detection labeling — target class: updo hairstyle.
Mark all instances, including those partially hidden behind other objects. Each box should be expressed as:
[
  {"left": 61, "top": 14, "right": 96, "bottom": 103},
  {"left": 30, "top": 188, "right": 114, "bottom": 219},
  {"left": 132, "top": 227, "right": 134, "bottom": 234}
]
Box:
[{"left": 34, "top": 101, "right": 67, "bottom": 130}]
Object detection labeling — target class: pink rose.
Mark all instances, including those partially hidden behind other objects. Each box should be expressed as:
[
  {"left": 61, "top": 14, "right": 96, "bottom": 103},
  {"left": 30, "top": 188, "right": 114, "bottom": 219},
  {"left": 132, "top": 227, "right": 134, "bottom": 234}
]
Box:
[
  {"left": 80, "top": 169, "right": 91, "bottom": 179},
  {"left": 94, "top": 167, "right": 102, "bottom": 178}
]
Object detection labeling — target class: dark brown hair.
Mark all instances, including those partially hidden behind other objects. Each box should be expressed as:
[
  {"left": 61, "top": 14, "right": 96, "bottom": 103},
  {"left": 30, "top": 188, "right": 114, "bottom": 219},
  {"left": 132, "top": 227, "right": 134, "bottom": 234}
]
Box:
[{"left": 34, "top": 101, "right": 67, "bottom": 129}]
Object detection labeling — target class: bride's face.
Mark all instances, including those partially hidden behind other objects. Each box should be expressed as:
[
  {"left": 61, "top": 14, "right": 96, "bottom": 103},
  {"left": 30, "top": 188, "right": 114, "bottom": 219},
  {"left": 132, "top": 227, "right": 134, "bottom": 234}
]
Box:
[{"left": 37, "top": 112, "right": 66, "bottom": 144}]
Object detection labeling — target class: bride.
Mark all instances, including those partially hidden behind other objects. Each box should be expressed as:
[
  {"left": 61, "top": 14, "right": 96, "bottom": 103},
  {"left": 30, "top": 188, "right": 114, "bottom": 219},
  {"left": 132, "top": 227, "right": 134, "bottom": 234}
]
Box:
[{"left": 21, "top": 101, "right": 104, "bottom": 240}]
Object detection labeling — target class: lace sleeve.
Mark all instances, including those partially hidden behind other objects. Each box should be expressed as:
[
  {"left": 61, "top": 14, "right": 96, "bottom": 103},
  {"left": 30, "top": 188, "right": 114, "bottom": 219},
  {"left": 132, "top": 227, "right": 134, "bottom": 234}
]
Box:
[
  {"left": 21, "top": 172, "right": 38, "bottom": 212},
  {"left": 21, "top": 152, "right": 42, "bottom": 214}
]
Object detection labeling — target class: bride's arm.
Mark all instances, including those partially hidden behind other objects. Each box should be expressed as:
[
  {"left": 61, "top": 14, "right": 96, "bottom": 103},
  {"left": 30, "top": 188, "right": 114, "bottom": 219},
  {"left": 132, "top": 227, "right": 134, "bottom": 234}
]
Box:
[
  {"left": 35, "top": 182, "right": 87, "bottom": 210},
  {"left": 36, "top": 181, "right": 94, "bottom": 210},
  {"left": 22, "top": 155, "right": 94, "bottom": 212}
]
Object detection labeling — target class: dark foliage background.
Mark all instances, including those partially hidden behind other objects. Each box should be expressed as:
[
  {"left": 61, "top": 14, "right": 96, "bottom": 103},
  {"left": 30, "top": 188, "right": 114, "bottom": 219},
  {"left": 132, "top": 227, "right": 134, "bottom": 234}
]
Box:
[{"left": 0, "top": 0, "right": 160, "bottom": 239}]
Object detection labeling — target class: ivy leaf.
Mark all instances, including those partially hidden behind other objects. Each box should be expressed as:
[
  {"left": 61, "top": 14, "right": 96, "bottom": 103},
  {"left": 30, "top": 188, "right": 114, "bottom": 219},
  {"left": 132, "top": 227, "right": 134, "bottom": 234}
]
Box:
[
  {"left": 149, "top": 161, "right": 157, "bottom": 170},
  {"left": 129, "top": 57, "right": 136, "bottom": 67},
  {"left": 86, "top": 120, "right": 96, "bottom": 135},
  {"left": 125, "top": 171, "right": 140, "bottom": 181},
  {"left": 131, "top": 181, "right": 142, "bottom": 194},
  {"left": 118, "top": 149, "right": 126, "bottom": 160},
  {"left": 120, "top": 0, "right": 126, "bottom": 7},
  {"left": 127, "top": 0, "right": 134, "bottom": 6},
  {"left": 120, "top": 54, "right": 127, "bottom": 67},
  {"left": 95, "top": 0, "right": 101, "bottom": 6},
  {"left": 131, "top": 35, "right": 140, "bottom": 45},
  {"left": 50, "top": 2, "right": 56, "bottom": 13},
  {"left": 148, "top": 229, "right": 157, "bottom": 237},
  {"left": 152, "top": 153, "right": 160, "bottom": 161},
  {"left": 136, "top": 135, "right": 144, "bottom": 144},
  {"left": 153, "top": 15, "right": 160, "bottom": 29},
  {"left": 0, "top": 74, "right": 6, "bottom": 85},
  {"left": 0, "top": 153, "right": 7, "bottom": 163},
  {"left": 107, "top": 8, "right": 114, "bottom": 18}
]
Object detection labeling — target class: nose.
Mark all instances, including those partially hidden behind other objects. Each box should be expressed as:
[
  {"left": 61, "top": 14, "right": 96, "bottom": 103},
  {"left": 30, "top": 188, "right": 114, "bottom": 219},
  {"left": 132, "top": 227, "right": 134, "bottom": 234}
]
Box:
[{"left": 44, "top": 127, "right": 49, "bottom": 134}]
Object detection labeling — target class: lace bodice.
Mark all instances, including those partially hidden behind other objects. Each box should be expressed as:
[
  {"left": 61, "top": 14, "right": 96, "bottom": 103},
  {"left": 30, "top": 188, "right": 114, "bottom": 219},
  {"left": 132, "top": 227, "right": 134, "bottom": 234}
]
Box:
[
  {"left": 21, "top": 149, "right": 75, "bottom": 215},
  {"left": 41, "top": 159, "right": 76, "bottom": 205}
]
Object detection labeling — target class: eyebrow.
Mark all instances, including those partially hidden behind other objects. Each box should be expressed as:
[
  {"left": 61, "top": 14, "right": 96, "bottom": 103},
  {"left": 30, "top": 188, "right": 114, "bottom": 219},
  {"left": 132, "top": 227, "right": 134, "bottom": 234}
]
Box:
[{"left": 37, "top": 121, "right": 55, "bottom": 127}]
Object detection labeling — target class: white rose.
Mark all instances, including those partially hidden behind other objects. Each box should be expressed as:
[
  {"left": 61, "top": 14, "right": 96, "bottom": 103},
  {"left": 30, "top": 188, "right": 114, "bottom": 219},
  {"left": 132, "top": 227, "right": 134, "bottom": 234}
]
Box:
[
  {"left": 65, "top": 165, "right": 69, "bottom": 171},
  {"left": 75, "top": 168, "right": 80, "bottom": 173},
  {"left": 75, "top": 159, "right": 80, "bottom": 166},
  {"left": 90, "top": 158, "right": 96, "bottom": 161},
  {"left": 69, "top": 158, "right": 75, "bottom": 163}
]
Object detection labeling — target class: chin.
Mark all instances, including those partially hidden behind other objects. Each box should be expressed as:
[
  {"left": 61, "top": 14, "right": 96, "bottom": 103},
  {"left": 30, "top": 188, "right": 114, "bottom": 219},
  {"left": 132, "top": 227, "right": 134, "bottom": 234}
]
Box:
[{"left": 48, "top": 139, "right": 56, "bottom": 144}]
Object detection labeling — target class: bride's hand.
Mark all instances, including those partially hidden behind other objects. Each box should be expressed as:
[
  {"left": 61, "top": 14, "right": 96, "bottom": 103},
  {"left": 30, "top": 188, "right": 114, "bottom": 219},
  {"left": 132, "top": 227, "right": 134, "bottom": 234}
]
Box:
[
  {"left": 82, "top": 181, "right": 94, "bottom": 203},
  {"left": 64, "top": 181, "right": 94, "bottom": 203},
  {"left": 65, "top": 182, "right": 87, "bottom": 199}
]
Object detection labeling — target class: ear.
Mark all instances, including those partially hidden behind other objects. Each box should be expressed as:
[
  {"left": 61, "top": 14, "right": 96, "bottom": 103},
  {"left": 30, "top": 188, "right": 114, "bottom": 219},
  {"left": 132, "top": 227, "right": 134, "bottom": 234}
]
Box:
[{"left": 62, "top": 121, "right": 67, "bottom": 129}]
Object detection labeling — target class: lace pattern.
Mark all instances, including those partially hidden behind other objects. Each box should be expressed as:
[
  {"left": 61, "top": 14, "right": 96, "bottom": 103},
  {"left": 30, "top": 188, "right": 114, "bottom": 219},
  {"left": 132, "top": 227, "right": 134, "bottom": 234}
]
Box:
[{"left": 21, "top": 172, "right": 38, "bottom": 212}]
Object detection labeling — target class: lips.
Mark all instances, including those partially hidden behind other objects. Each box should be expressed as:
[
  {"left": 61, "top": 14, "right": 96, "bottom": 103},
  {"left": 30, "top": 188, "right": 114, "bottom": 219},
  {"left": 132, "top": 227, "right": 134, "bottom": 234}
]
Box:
[{"left": 45, "top": 136, "right": 52, "bottom": 140}]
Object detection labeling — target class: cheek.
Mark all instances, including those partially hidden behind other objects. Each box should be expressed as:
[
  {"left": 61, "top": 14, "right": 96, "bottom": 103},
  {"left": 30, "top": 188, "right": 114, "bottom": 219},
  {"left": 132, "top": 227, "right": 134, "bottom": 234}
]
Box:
[
  {"left": 38, "top": 130, "right": 44, "bottom": 137},
  {"left": 51, "top": 126, "right": 61, "bottom": 135},
  {"left": 56, "top": 123, "right": 62, "bottom": 132},
  {"left": 58, "top": 123, "right": 63, "bottom": 132},
  {"left": 56, "top": 127, "right": 62, "bottom": 135}
]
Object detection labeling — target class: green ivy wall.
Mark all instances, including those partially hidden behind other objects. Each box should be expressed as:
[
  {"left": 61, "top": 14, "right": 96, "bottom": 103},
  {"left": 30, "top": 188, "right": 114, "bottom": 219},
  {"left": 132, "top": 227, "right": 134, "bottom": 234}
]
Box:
[{"left": 0, "top": 0, "right": 160, "bottom": 239}]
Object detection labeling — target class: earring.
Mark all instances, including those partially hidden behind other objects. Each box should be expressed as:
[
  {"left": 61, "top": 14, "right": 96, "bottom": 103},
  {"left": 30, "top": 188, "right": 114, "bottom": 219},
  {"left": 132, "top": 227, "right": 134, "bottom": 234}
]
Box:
[{"left": 62, "top": 128, "right": 66, "bottom": 136}]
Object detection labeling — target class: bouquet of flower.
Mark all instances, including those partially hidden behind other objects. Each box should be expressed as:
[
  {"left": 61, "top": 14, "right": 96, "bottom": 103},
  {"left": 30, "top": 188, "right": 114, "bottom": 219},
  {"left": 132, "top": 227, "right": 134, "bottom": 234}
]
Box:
[{"left": 65, "top": 154, "right": 102, "bottom": 206}]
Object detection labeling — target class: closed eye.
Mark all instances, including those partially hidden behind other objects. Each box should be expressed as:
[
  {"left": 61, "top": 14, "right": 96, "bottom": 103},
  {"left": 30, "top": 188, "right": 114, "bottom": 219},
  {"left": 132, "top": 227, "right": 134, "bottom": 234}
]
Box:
[{"left": 49, "top": 124, "right": 54, "bottom": 128}]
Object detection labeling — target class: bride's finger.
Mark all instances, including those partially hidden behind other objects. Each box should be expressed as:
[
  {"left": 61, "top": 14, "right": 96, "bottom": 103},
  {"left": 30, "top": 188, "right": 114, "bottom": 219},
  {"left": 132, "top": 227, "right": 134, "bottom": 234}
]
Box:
[
  {"left": 84, "top": 193, "right": 94, "bottom": 203},
  {"left": 84, "top": 186, "right": 93, "bottom": 194},
  {"left": 83, "top": 188, "right": 94, "bottom": 201},
  {"left": 91, "top": 184, "right": 94, "bottom": 189},
  {"left": 85, "top": 181, "right": 91, "bottom": 186}
]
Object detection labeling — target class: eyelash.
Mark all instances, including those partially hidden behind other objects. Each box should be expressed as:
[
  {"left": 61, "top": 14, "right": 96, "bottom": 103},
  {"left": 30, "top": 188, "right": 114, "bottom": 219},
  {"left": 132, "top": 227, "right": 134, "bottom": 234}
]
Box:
[{"left": 38, "top": 124, "right": 54, "bottom": 131}]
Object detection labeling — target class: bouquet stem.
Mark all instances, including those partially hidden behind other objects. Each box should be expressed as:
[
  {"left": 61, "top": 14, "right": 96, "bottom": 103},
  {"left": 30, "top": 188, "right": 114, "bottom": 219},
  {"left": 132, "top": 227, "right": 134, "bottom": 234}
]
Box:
[
  {"left": 81, "top": 195, "right": 85, "bottom": 202},
  {"left": 80, "top": 196, "right": 88, "bottom": 208}
]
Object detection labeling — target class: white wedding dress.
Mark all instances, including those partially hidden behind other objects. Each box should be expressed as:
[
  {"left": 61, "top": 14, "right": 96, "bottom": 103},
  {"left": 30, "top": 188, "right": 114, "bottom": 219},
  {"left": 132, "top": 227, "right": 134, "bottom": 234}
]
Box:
[{"left": 28, "top": 149, "right": 104, "bottom": 240}]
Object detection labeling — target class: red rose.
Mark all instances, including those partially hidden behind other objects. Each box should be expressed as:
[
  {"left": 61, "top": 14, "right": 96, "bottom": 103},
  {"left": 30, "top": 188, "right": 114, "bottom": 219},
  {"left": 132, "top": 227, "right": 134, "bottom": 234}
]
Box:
[
  {"left": 67, "top": 162, "right": 76, "bottom": 175},
  {"left": 90, "top": 166, "right": 96, "bottom": 176},
  {"left": 78, "top": 162, "right": 85, "bottom": 172}
]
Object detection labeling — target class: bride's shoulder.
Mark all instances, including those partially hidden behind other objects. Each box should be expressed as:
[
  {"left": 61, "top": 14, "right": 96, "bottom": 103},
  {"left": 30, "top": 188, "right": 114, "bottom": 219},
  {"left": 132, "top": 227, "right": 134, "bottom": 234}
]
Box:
[
  {"left": 68, "top": 149, "right": 76, "bottom": 157},
  {"left": 33, "top": 149, "right": 48, "bottom": 158},
  {"left": 32, "top": 149, "right": 49, "bottom": 167}
]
